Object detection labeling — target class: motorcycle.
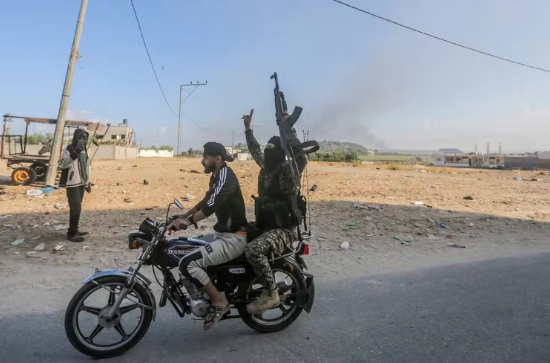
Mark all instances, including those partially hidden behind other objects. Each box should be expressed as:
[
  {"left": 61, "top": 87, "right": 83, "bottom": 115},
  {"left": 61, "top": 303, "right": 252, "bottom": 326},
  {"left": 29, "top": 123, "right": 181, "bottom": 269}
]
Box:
[{"left": 64, "top": 199, "right": 315, "bottom": 358}]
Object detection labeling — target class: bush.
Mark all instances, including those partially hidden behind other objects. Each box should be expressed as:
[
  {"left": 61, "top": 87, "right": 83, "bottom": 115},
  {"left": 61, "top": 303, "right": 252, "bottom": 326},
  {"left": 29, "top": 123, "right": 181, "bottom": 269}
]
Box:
[
  {"left": 308, "top": 151, "right": 358, "bottom": 163},
  {"left": 352, "top": 161, "right": 361, "bottom": 167},
  {"left": 180, "top": 151, "right": 188, "bottom": 157},
  {"left": 387, "top": 163, "right": 400, "bottom": 170}
]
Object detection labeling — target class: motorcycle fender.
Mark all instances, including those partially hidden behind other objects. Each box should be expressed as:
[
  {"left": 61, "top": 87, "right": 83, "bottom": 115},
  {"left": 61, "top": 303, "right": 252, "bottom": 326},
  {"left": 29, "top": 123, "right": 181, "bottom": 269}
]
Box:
[
  {"left": 285, "top": 259, "right": 315, "bottom": 314},
  {"left": 83, "top": 268, "right": 157, "bottom": 321},
  {"left": 304, "top": 275, "right": 315, "bottom": 314}
]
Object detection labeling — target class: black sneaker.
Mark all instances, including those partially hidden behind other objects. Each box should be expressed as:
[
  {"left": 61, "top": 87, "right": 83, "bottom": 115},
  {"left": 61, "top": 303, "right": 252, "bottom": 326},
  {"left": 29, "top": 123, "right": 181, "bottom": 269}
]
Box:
[{"left": 68, "top": 235, "right": 85, "bottom": 242}]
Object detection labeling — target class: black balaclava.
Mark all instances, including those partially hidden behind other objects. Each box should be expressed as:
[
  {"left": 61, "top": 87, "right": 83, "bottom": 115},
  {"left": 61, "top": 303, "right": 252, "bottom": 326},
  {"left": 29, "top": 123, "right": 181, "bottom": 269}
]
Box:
[{"left": 264, "top": 136, "right": 286, "bottom": 170}]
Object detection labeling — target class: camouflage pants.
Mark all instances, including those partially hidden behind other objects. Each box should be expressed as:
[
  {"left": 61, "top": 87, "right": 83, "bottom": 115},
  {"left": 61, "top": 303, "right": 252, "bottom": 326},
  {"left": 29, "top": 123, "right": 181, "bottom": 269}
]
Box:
[{"left": 245, "top": 228, "right": 297, "bottom": 291}]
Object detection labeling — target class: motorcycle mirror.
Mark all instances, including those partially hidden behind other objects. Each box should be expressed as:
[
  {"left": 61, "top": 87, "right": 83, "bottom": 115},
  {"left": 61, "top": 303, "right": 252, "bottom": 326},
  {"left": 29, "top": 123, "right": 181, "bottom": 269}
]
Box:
[{"left": 174, "top": 199, "right": 184, "bottom": 209}]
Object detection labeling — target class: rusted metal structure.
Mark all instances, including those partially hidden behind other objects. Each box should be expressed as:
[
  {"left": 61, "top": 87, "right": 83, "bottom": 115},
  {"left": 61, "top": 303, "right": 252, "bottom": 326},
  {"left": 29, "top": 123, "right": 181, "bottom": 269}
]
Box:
[{"left": 1, "top": 114, "right": 103, "bottom": 185}]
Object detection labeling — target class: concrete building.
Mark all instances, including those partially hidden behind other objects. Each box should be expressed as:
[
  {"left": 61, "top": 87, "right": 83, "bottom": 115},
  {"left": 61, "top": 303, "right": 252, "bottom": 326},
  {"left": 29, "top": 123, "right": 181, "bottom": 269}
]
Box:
[
  {"left": 433, "top": 149, "right": 470, "bottom": 167},
  {"left": 483, "top": 154, "right": 505, "bottom": 168},
  {"left": 20, "top": 143, "right": 139, "bottom": 160},
  {"left": 96, "top": 119, "right": 135, "bottom": 145},
  {"left": 433, "top": 146, "right": 550, "bottom": 170},
  {"left": 504, "top": 154, "right": 550, "bottom": 170},
  {"left": 432, "top": 148, "right": 504, "bottom": 168},
  {"left": 225, "top": 146, "right": 240, "bottom": 156},
  {"left": 236, "top": 152, "right": 251, "bottom": 161}
]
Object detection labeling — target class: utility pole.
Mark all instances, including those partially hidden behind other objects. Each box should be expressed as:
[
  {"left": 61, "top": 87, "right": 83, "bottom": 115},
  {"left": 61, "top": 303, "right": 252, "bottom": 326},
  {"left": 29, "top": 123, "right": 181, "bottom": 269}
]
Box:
[
  {"left": 232, "top": 131, "right": 234, "bottom": 154},
  {"left": 45, "top": 0, "right": 89, "bottom": 186},
  {"left": 178, "top": 81, "right": 207, "bottom": 156}
]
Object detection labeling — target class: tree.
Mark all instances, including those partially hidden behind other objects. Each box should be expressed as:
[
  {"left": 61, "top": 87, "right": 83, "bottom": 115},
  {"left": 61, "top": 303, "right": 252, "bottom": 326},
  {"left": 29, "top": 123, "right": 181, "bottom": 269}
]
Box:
[
  {"left": 159, "top": 145, "right": 174, "bottom": 151},
  {"left": 26, "top": 133, "right": 53, "bottom": 145},
  {"left": 140, "top": 145, "right": 157, "bottom": 151},
  {"left": 188, "top": 148, "right": 195, "bottom": 156},
  {"left": 235, "top": 142, "right": 248, "bottom": 152},
  {"left": 180, "top": 151, "right": 188, "bottom": 157}
]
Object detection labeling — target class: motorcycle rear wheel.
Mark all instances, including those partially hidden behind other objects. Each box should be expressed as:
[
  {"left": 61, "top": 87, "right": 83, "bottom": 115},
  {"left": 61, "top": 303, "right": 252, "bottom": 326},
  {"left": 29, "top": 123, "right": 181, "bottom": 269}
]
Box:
[
  {"left": 64, "top": 276, "right": 154, "bottom": 358},
  {"left": 238, "top": 263, "right": 305, "bottom": 333}
]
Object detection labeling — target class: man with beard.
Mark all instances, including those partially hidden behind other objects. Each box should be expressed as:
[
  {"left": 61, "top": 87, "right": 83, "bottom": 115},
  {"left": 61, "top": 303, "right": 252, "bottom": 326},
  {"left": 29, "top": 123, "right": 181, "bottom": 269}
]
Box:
[
  {"left": 59, "top": 128, "right": 92, "bottom": 242},
  {"left": 171, "top": 142, "right": 248, "bottom": 330},
  {"left": 242, "top": 110, "right": 307, "bottom": 314}
]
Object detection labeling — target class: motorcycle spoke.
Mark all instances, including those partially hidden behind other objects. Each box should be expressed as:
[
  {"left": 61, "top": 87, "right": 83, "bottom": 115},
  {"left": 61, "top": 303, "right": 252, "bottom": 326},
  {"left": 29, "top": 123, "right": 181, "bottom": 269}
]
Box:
[
  {"left": 87, "top": 324, "right": 104, "bottom": 343},
  {"left": 278, "top": 285, "right": 293, "bottom": 294},
  {"left": 79, "top": 305, "right": 101, "bottom": 316},
  {"left": 120, "top": 304, "right": 140, "bottom": 315},
  {"left": 114, "top": 322, "right": 128, "bottom": 341},
  {"left": 108, "top": 288, "right": 117, "bottom": 305},
  {"left": 279, "top": 305, "right": 288, "bottom": 313}
]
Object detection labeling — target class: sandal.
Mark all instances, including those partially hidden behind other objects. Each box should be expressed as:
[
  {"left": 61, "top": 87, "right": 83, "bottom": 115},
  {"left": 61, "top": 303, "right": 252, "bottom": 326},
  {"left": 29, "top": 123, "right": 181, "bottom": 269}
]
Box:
[{"left": 203, "top": 304, "right": 230, "bottom": 330}]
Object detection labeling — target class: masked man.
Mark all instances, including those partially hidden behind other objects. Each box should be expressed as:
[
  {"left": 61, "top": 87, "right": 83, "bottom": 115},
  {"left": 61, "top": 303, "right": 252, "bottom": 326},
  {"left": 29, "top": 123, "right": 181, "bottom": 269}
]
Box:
[
  {"left": 243, "top": 111, "right": 307, "bottom": 314},
  {"left": 59, "top": 129, "right": 92, "bottom": 242}
]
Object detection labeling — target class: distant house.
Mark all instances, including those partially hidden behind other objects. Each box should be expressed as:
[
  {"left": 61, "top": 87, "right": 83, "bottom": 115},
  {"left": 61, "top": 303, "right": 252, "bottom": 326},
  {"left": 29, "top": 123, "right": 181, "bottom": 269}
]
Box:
[
  {"left": 95, "top": 119, "right": 135, "bottom": 146},
  {"left": 433, "top": 149, "right": 470, "bottom": 167},
  {"left": 225, "top": 146, "right": 240, "bottom": 156},
  {"left": 236, "top": 152, "right": 251, "bottom": 161},
  {"left": 433, "top": 148, "right": 505, "bottom": 168}
]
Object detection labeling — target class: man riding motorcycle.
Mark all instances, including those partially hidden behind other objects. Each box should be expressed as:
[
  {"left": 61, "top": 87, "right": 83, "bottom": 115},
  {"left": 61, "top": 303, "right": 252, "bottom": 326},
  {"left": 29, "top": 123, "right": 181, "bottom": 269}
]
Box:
[
  {"left": 171, "top": 142, "right": 248, "bottom": 329},
  {"left": 242, "top": 111, "right": 308, "bottom": 314}
]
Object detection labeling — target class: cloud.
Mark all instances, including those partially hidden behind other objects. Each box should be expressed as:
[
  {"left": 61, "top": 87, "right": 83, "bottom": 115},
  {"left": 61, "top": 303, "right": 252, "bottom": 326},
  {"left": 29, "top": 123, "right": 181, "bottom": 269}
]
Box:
[{"left": 66, "top": 110, "right": 109, "bottom": 124}]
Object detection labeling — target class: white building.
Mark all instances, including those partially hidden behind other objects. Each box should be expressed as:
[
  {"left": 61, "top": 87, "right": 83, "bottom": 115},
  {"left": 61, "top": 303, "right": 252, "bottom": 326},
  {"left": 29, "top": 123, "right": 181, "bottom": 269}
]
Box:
[
  {"left": 483, "top": 154, "right": 505, "bottom": 168},
  {"left": 225, "top": 146, "right": 241, "bottom": 156},
  {"left": 433, "top": 149, "right": 470, "bottom": 167},
  {"left": 433, "top": 148, "right": 505, "bottom": 168},
  {"left": 139, "top": 149, "right": 174, "bottom": 158},
  {"left": 236, "top": 152, "right": 251, "bottom": 161}
]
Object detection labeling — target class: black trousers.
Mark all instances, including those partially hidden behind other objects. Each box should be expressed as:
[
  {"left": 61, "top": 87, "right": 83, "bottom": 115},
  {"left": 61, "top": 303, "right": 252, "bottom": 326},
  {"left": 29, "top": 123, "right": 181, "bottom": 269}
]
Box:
[{"left": 66, "top": 185, "right": 86, "bottom": 236}]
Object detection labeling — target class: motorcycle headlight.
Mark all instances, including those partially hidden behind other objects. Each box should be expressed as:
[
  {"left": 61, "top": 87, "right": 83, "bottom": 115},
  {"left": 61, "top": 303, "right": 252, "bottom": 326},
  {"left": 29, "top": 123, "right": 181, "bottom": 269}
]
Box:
[{"left": 128, "top": 230, "right": 150, "bottom": 250}]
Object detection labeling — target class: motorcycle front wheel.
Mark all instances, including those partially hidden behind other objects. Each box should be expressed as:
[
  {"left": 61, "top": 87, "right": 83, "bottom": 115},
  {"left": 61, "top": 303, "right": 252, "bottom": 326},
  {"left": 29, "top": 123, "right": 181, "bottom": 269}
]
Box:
[{"left": 64, "top": 276, "right": 154, "bottom": 358}]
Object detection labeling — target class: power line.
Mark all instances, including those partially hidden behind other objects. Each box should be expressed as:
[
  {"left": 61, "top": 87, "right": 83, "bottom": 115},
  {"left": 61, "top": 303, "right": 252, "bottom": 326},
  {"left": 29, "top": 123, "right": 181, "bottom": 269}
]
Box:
[
  {"left": 182, "top": 112, "right": 222, "bottom": 136},
  {"left": 129, "top": 0, "right": 178, "bottom": 115},
  {"left": 331, "top": 0, "right": 550, "bottom": 73}
]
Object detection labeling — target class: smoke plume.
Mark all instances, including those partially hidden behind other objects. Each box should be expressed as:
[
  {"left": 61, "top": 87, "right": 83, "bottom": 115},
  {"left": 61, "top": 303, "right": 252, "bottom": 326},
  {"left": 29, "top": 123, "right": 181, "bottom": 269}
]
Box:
[{"left": 309, "top": 55, "right": 420, "bottom": 149}]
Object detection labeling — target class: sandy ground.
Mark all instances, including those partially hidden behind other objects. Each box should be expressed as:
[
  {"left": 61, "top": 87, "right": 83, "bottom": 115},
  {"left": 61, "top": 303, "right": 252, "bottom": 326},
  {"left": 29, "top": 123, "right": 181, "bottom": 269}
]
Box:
[{"left": 1, "top": 158, "right": 550, "bottom": 281}]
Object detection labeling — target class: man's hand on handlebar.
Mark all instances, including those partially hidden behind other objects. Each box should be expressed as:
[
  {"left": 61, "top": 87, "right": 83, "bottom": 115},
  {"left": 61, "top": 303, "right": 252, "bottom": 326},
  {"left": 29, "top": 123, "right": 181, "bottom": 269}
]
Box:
[{"left": 169, "top": 218, "right": 192, "bottom": 231}]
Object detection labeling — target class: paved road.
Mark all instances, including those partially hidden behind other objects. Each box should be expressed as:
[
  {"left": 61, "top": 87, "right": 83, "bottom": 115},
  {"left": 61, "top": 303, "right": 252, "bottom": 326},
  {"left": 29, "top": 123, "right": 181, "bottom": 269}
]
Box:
[{"left": 2, "top": 252, "right": 550, "bottom": 363}]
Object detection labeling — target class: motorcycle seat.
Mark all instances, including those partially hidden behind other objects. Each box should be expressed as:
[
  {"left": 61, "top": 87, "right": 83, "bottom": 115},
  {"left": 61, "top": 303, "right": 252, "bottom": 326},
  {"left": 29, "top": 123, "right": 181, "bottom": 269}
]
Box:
[{"left": 217, "top": 254, "right": 250, "bottom": 266}]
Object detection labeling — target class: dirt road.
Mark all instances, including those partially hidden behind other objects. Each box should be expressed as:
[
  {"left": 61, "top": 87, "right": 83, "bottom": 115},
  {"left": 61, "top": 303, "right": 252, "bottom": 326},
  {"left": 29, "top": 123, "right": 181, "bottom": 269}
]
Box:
[{"left": 1, "top": 158, "right": 550, "bottom": 279}]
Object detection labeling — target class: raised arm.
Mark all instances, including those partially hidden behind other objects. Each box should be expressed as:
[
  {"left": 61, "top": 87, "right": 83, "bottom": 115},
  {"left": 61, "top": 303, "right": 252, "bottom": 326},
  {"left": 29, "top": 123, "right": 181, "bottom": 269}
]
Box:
[{"left": 243, "top": 110, "right": 264, "bottom": 168}]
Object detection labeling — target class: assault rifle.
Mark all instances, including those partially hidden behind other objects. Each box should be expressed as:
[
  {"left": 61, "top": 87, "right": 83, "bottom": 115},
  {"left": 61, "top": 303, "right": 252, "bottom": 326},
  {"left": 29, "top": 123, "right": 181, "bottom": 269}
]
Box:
[
  {"left": 270, "top": 73, "right": 319, "bottom": 180},
  {"left": 270, "top": 73, "right": 320, "bottom": 237}
]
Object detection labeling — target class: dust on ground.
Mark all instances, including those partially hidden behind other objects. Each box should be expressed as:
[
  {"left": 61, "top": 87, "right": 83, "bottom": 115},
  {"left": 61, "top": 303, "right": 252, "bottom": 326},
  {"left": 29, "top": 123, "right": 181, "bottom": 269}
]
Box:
[{"left": 1, "top": 158, "right": 550, "bottom": 280}]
